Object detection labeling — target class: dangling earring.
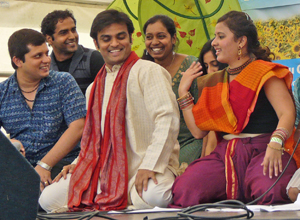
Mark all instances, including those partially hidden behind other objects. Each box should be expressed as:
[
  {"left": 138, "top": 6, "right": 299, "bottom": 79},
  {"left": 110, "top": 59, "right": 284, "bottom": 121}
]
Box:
[
  {"left": 146, "top": 50, "right": 148, "bottom": 56},
  {"left": 237, "top": 46, "right": 242, "bottom": 60},
  {"left": 172, "top": 43, "right": 176, "bottom": 56}
]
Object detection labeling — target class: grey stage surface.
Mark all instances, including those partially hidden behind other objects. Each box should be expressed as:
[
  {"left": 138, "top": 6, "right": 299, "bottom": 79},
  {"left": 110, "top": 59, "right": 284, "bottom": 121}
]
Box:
[{"left": 37, "top": 210, "right": 300, "bottom": 219}]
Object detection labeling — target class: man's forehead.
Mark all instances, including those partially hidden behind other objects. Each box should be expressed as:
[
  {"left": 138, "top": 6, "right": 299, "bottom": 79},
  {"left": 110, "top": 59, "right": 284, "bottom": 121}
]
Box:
[
  {"left": 55, "top": 17, "right": 76, "bottom": 30},
  {"left": 26, "top": 43, "right": 48, "bottom": 53},
  {"left": 97, "top": 23, "right": 128, "bottom": 36},
  {"left": 99, "top": 30, "right": 128, "bottom": 37}
]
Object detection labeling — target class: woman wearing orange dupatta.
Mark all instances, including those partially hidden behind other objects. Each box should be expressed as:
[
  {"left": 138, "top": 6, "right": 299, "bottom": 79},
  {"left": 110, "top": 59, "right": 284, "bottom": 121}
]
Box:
[{"left": 170, "top": 11, "right": 299, "bottom": 207}]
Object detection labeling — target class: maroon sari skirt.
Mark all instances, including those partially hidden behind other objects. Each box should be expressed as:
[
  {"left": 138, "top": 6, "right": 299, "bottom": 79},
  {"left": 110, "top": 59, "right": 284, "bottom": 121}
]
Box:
[{"left": 170, "top": 133, "right": 297, "bottom": 207}]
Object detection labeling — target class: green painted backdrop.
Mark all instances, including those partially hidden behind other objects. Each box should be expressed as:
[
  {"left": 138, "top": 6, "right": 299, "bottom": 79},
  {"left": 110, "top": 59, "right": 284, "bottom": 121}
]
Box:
[{"left": 108, "top": 0, "right": 241, "bottom": 57}]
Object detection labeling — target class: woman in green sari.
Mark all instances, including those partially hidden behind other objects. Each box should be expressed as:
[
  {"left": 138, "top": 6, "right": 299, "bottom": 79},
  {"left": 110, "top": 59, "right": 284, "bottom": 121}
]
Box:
[{"left": 142, "top": 14, "right": 202, "bottom": 165}]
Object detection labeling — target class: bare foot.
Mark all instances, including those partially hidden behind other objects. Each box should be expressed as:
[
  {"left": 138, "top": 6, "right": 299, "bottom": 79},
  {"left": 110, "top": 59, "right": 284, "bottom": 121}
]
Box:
[{"left": 288, "top": 187, "right": 300, "bottom": 202}]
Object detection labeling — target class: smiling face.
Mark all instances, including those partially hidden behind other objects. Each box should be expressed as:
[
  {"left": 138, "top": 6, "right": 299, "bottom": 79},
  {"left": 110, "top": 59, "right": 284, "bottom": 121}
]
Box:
[
  {"left": 145, "top": 21, "right": 176, "bottom": 61},
  {"left": 14, "top": 43, "right": 51, "bottom": 81},
  {"left": 212, "top": 21, "right": 241, "bottom": 66},
  {"left": 203, "top": 50, "right": 219, "bottom": 74},
  {"left": 94, "top": 23, "right": 132, "bottom": 70},
  {"left": 46, "top": 17, "right": 78, "bottom": 59}
]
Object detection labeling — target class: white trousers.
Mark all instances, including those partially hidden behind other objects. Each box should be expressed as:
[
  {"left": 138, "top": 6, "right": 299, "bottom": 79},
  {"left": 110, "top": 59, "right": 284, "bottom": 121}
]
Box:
[
  {"left": 287, "top": 168, "right": 300, "bottom": 193},
  {"left": 39, "top": 169, "right": 175, "bottom": 213}
]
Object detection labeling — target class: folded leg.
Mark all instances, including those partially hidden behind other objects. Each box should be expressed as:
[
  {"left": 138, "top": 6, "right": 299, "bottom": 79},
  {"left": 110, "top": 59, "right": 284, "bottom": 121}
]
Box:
[{"left": 39, "top": 174, "right": 71, "bottom": 213}]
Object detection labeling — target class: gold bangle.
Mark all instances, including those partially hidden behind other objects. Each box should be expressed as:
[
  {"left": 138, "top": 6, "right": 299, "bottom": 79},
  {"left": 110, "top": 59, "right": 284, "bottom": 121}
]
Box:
[
  {"left": 267, "top": 144, "right": 285, "bottom": 155},
  {"left": 177, "top": 92, "right": 193, "bottom": 102},
  {"left": 267, "top": 144, "right": 283, "bottom": 151}
]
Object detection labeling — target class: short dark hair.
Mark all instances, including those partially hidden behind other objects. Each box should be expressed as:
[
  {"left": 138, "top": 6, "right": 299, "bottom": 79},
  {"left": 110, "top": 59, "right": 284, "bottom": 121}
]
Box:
[
  {"left": 41, "top": 9, "right": 76, "bottom": 39},
  {"left": 90, "top": 9, "right": 134, "bottom": 42},
  {"left": 8, "top": 29, "right": 46, "bottom": 69}
]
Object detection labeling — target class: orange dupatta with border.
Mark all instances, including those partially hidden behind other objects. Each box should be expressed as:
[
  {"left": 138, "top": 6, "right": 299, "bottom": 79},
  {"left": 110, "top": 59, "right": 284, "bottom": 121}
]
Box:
[
  {"left": 193, "top": 60, "right": 293, "bottom": 135},
  {"left": 68, "top": 52, "right": 139, "bottom": 211}
]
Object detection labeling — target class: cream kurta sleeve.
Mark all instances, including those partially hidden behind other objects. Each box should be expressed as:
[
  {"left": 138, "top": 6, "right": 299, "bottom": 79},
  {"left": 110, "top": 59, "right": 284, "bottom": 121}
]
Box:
[{"left": 125, "top": 60, "right": 180, "bottom": 176}]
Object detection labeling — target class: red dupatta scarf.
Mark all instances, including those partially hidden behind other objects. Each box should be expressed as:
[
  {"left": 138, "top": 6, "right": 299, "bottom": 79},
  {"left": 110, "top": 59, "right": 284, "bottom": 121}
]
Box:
[
  {"left": 193, "top": 60, "right": 296, "bottom": 199},
  {"left": 68, "top": 52, "right": 139, "bottom": 211}
]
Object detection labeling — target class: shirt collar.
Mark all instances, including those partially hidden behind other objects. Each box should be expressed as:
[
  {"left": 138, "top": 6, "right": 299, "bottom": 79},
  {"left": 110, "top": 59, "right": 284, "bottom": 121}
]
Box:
[
  {"left": 105, "top": 63, "right": 124, "bottom": 73},
  {"left": 10, "top": 72, "right": 19, "bottom": 93},
  {"left": 10, "top": 70, "right": 52, "bottom": 93}
]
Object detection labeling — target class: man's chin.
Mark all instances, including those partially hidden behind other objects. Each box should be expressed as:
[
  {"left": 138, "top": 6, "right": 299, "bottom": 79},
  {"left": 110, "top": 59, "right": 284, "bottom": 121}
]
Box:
[
  {"left": 69, "top": 49, "right": 78, "bottom": 53},
  {"left": 67, "top": 45, "right": 78, "bottom": 53}
]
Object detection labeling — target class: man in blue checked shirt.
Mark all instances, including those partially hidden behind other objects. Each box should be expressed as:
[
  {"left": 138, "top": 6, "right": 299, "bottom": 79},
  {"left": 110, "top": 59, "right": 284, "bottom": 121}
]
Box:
[{"left": 0, "top": 29, "right": 86, "bottom": 191}]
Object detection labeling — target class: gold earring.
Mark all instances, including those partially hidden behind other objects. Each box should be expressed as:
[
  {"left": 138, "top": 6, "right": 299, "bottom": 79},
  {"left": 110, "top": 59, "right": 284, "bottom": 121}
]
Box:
[{"left": 238, "top": 46, "right": 242, "bottom": 60}]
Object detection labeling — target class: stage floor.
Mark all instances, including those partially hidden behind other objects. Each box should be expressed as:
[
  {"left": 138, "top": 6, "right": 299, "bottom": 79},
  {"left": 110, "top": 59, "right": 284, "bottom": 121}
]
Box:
[
  {"left": 37, "top": 210, "right": 300, "bottom": 220},
  {"left": 99, "top": 211, "right": 300, "bottom": 219}
]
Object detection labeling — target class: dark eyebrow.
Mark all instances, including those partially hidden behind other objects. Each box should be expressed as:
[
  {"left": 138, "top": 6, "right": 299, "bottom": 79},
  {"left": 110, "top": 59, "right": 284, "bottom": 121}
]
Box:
[
  {"left": 57, "top": 25, "right": 76, "bottom": 34},
  {"left": 100, "top": 31, "right": 127, "bottom": 39},
  {"left": 100, "top": 34, "right": 109, "bottom": 39},
  {"left": 116, "top": 31, "right": 127, "bottom": 36},
  {"left": 31, "top": 50, "right": 49, "bottom": 57},
  {"left": 146, "top": 32, "right": 166, "bottom": 35},
  {"left": 33, "top": 52, "right": 42, "bottom": 57},
  {"left": 58, "top": 29, "right": 68, "bottom": 34}
]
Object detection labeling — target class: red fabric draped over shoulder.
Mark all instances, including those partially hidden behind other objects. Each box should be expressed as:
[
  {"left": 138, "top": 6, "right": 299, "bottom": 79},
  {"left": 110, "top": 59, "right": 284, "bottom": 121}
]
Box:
[{"left": 68, "top": 52, "right": 139, "bottom": 211}]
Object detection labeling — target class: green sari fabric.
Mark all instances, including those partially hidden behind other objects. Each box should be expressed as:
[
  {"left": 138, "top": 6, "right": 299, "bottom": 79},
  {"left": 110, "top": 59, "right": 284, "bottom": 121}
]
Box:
[{"left": 172, "top": 55, "right": 202, "bottom": 164}]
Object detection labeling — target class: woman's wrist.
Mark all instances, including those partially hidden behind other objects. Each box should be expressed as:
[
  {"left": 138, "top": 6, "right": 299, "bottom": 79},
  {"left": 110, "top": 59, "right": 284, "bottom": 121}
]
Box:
[
  {"left": 181, "top": 103, "right": 194, "bottom": 111},
  {"left": 177, "top": 92, "right": 194, "bottom": 110},
  {"left": 178, "top": 90, "right": 189, "bottom": 97},
  {"left": 267, "top": 143, "right": 285, "bottom": 155}
]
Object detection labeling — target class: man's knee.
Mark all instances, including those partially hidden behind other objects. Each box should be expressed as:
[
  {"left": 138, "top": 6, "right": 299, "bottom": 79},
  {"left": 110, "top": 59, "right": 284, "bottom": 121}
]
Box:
[
  {"left": 142, "top": 171, "right": 175, "bottom": 207},
  {"left": 39, "top": 174, "right": 71, "bottom": 213},
  {"left": 39, "top": 186, "right": 57, "bottom": 213},
  {"left": 142, "top": 185, "right": 173, "bottom": 207}
]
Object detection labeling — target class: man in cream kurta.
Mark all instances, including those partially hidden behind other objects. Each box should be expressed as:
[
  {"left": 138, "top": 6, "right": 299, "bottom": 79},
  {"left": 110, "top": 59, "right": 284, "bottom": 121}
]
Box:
[
  {"left": 95, "top": 60, "right": 180, "bottom": 208},
  {"left": 39, "top": 9, "right": 180, "bottom": 212}
]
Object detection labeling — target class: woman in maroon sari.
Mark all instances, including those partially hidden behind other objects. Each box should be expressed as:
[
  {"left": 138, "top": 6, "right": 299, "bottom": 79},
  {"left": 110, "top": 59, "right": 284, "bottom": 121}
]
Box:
[{"left": 170, "top": 11, "right": 299, "bottom": 207}]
